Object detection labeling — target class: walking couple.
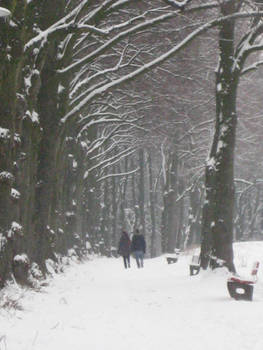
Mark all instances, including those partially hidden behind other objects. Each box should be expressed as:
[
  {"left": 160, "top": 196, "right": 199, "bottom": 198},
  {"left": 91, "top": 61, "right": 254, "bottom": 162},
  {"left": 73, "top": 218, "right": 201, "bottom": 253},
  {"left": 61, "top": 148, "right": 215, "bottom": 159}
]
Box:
[{"left": 117, "top": 229, "right": 146, "bottom": 269}]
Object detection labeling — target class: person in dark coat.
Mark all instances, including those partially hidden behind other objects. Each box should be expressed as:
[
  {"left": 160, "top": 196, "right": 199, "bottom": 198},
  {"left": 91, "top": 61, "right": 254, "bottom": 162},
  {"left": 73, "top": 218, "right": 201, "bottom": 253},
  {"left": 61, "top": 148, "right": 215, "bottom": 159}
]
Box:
[
  {"left": 117, "top": 231, "right": 131, "bottom": 268},
  {"left": 131, "top": 229, "right": 146, "bottom": 268}
]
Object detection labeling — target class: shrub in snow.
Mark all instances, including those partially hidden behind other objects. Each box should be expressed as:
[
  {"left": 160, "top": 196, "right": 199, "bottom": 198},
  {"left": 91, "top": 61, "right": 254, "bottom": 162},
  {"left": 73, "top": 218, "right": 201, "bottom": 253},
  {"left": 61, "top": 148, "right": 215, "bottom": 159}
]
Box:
[
  {"left": 68, "top": 248, "right": 76, "bottom": 257},
  {"left": 67, "top": 248, "right": 79, "bottom": 262},
  {"left": 61, "top": 256, "right": 70, "bottom": 265},
  {"left": 0, "top": 281, "right": 24, "bottom": 311},
  {"left": 29, "top": 262, "right": 43, "bottom": 279},
  {"left": 28, "top": 262, "right": 45, "bottom": 288},
  {"left": 111, "top": 246, "right": 117, "bottom": 258},
  {"left": 45, "top": 259, "right": 58, "bottom": 275}
]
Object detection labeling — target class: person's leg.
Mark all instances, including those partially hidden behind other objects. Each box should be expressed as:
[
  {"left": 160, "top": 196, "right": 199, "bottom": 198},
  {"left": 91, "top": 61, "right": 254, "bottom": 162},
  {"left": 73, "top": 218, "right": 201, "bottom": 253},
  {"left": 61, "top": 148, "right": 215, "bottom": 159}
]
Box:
[
  {"left": 134, "top": 251, "right": 140, "bottom": 268},
  {"left": 123, "top": 256, "right": 127, "bottom": 268},
  {"left": 127, "top": 254, "right": 131, "bottom": 268},
  {"left": 138, "top": 251, "right": 144, "bottom": 267}
]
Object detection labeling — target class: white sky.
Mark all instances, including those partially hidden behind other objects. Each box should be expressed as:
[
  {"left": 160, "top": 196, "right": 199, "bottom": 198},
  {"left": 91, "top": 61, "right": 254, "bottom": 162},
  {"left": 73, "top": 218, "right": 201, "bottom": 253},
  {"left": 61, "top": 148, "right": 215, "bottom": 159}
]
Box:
[{"left": 1, "top": 241, "right": 263, "bottom": 350}]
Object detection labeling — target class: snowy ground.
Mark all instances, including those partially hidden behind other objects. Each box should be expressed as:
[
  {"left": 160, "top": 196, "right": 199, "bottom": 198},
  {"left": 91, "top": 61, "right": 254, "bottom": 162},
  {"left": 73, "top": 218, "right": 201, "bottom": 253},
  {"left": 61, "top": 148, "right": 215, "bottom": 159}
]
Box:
[{"left": 1, "top": 242, "right": 263, "bottom": 350}]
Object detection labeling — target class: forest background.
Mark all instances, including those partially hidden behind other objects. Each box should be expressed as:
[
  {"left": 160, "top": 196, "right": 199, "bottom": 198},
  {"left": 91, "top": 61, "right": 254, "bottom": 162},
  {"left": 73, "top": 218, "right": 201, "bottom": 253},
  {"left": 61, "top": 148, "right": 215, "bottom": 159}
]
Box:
[{"left": 0, "top": 0, "right": 263, "bottom": 287}]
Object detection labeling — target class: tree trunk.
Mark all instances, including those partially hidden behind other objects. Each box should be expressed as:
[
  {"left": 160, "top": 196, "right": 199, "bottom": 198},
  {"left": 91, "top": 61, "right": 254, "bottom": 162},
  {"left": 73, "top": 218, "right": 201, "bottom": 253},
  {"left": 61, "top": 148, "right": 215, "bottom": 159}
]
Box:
[
  {"left": 161, "top": 150, "right": 179, "bottom": 253},
  {"left": 138, "top": 149, "right": 146, "bottom": 235},
  {"left": 200, "top": 1, "right": 238, "bottom": 272},
  {"left": 147, "top": 152, "right": 157, "bottom": 257}
]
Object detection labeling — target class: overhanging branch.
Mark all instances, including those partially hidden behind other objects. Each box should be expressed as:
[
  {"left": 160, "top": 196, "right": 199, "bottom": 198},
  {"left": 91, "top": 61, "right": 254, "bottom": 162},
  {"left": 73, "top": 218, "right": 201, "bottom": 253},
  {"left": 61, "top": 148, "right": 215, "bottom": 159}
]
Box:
[{"left": 61, "top": 10, "right": 263, "bottom": 125}]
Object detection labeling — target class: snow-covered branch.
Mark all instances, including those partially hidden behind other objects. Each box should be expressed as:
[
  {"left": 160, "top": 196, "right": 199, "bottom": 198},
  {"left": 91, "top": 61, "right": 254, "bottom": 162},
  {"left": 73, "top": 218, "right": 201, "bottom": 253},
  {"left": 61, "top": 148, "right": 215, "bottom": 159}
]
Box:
[
  {"left": 25, "top": 0, "right": 136, "bottom": 51},
  {"left": 175, "top": 173, "right": 203, "bottom": 203},
  {"left": 233, "top": 22, "right": 263, "bottom": 73},
  {"left": 24, "top": 0, "right": 88, "bottom": 50},
  {"left": 241, "top": 59, "right": 263, "bottom": 75},
  {"left": 59, "top": 2, "right": 219, "bottom": 74},
  {"left": 97, "top": 167, "right": 139, "bottom": 182},
  {"left": 84, "top": 146, "right": 137, "bottom": 177},
  {"left": 70, "top": 44, "right": 142, "bottom": 103},
  {"left": 234, "top": 178, "right": 254, "bottom": 186},
  {"left": 82, "top": 125, "right": 123, "bottom": 156},
  {"left": 62, "top": 10, "right": 263, "bottom": 125}
]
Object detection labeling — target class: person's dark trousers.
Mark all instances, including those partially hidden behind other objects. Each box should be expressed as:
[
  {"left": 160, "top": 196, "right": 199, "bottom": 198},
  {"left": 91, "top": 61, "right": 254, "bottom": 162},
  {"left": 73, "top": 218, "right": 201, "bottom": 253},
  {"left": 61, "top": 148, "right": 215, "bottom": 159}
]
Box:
[
  {"left": 134, "top": 251, "right": 144, "bottom": 268},
  {"left": 123, "top": 255, "right": 130, "bottom": 268}
]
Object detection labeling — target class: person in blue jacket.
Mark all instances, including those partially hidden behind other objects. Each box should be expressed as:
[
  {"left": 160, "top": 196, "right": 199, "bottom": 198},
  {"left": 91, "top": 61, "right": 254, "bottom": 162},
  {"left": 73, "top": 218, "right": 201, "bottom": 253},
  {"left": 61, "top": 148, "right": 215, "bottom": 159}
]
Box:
[
  {"left": 131, "top": 229, "right": 146, "bottom": 268},
  {"left": 117, "top": 231, "right": 131, "bottom": 268}
]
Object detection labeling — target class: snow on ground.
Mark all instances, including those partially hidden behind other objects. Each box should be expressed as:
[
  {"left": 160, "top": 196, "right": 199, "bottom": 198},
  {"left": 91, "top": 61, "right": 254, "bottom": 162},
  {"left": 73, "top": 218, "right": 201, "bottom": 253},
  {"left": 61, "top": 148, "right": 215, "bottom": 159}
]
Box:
[{"left": 1, "top": 242, "right": 263, "bottom": 350}]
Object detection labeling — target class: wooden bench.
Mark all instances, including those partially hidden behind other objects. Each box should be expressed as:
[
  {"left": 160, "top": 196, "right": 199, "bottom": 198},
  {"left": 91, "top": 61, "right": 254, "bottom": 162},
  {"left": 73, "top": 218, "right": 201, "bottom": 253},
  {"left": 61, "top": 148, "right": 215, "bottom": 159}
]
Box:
[
  {"left": 166, "top": 249, "right": 180, "bottom": 264},
  {"left": 227, "top": 261, "right": 260, "bottom": 301},
  {"left": 189, "top": 254, "right": 201, "bottom": 276},
  {"left": 166, "top": 257, "right": 178, "bottom": 264}
]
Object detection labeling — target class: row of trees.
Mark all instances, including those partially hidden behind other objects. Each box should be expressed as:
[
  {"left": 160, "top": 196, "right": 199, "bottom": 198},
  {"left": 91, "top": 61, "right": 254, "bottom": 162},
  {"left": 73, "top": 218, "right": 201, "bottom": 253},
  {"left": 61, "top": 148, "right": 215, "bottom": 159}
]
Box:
[{"left": 0, "top": 0, "right": 263, "bottom": 286}]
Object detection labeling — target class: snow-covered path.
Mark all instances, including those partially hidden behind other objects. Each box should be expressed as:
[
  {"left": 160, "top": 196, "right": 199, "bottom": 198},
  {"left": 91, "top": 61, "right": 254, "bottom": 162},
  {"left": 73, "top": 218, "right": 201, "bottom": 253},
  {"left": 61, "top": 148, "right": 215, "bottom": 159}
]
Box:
[{"left": 1, "top": 242, "right": 263, "bottom": 350}]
